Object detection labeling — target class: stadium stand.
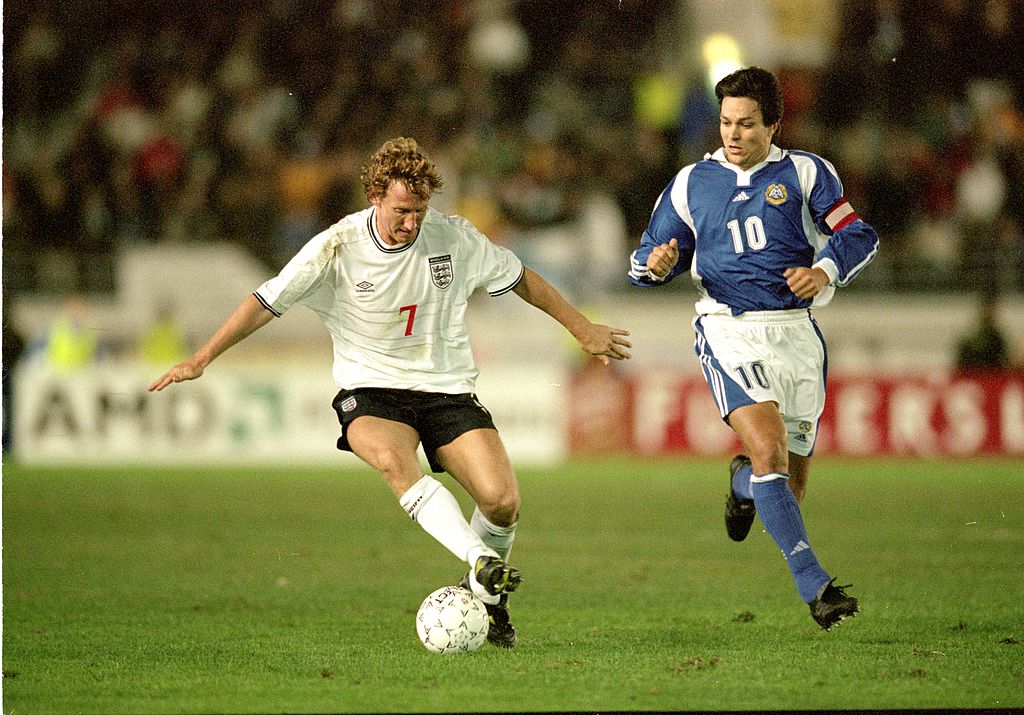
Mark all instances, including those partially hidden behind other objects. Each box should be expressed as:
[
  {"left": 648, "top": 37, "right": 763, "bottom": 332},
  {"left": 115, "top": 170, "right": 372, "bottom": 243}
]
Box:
[{"left": 4, "top": 1, "right": 1022, "bottom": 367}]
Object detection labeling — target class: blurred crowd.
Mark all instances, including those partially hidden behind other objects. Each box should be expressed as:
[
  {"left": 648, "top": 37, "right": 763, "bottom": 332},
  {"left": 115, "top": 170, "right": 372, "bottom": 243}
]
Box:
[
  {"left": 3, "top": 0, "right": 1023, "bottom": 301},
  {"left": 812, "top": 0, "right": 1024, "bottom": 292}
]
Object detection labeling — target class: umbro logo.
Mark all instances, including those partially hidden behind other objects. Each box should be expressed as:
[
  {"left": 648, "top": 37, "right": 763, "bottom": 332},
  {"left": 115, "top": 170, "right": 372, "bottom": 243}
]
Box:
[
  {"left": 789, "top": 540, "right": 810, "bottom": 556},
  {"left": 732, "top": 191, "right": 751, "bottom": 202},
  {"left": 404, "top": 495, "right": 423, "bottom": 520},
  {"left": 356, "top": 281, "right": 375, "bottom": 293}
]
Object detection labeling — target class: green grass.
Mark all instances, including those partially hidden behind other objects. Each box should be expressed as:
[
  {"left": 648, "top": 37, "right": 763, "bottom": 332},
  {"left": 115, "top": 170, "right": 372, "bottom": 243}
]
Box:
[{"left": 3, "top": 457, "right": 1022, "bottom": 713}]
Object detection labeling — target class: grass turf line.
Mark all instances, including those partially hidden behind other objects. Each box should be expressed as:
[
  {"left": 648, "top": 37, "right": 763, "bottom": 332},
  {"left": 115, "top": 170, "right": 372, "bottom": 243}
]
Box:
[{"left": 2, "top": 457, "right": 1022, "bottom": 712}]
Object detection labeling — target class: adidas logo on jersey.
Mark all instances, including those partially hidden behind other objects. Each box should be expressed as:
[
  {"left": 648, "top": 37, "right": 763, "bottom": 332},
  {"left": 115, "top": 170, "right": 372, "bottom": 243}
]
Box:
[{"left": 732, "top": 191, "right": 751, "bottom": 203}]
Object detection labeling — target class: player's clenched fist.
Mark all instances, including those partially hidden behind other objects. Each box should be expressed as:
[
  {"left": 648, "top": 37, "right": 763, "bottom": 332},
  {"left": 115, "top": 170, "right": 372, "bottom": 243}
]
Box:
[
  {"left": 783, "top": 266, "right": 830, "bottom": 299},
  {"left": 647, "top": 237, "right": 679, "bottom": 280}
]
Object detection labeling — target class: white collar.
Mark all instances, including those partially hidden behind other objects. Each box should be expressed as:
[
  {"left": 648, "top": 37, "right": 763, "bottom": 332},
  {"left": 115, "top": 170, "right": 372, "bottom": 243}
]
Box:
[
  {"left": 705, "top": 144, "right": 785, "bottom": 182},
  {"left": 707, "top": 144, "right": 785, "bottom": 166},
  {"left": 366, "top": 206, "right": 418, "bottom": 253}
]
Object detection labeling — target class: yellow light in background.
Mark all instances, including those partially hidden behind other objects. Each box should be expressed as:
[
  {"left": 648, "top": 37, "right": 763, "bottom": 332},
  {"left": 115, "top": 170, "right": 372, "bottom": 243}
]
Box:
[
  {"left": 634, "top": 73, "right": 683, "bottom": 131},
  {"left": 702, "top": 33, "right": 743, "bottom": 89}
]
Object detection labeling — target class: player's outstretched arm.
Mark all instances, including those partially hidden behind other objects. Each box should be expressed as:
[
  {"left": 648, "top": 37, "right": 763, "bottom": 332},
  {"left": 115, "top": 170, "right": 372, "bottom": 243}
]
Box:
[
  {"left": 148, "top": 295, "right": 275, "bottom": 392},
  {"left": 511, "top": 267, "right": 631, "bottom": 366}
]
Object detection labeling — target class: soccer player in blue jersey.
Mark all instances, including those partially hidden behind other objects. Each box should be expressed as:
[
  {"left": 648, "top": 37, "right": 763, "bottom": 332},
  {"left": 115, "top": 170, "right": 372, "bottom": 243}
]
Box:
[{"left": 628, "top": 67, "right": 878, "bottom": 629}]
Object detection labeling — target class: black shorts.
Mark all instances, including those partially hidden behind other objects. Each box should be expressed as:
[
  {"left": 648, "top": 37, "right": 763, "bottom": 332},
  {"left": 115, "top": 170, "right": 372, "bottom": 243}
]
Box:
[{"left": 332, "top": 388, "right": 497, "bottom": 473}]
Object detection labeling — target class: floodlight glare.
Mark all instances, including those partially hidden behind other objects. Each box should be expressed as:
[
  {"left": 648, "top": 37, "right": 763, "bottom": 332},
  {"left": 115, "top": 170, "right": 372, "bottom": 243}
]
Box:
[{"left": 702, "top": 33, "right": 743, "bottom": 88}]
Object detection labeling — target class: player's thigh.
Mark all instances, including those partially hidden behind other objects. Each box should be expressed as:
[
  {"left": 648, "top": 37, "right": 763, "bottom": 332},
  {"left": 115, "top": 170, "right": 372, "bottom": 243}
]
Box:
[
  {"left": 345, "top": 416, "right": 424, "bottom": 492},
  {"left": 436, "top": 428, "right": 519, "bottom": 519},
  {"left": 693, "top": 315, "right": 777, "bottom": 419}
]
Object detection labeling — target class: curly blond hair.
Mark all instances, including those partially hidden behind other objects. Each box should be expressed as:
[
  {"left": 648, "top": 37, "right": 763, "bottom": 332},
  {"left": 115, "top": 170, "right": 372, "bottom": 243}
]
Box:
[{"left": 360, "top": 137, "right": 444, "bottom": 201}]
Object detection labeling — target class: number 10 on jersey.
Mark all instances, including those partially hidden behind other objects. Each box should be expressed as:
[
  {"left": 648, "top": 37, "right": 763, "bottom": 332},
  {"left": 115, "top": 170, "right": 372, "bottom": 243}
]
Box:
[{"left": 727, "top": 216, "right": 766, "bottom": 252}]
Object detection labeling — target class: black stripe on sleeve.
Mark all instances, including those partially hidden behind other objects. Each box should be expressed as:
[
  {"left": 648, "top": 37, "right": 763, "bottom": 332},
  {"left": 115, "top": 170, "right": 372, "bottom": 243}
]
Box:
[
  {"left": 252, "top": 291, "right": 281, "bottom": 317},
  {"left": 488, "top": 265, "right": 525, "bottom": 297}
]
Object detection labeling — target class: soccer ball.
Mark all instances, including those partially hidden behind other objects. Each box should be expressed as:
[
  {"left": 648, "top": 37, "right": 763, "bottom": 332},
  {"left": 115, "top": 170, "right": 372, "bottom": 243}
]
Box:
[{"left": 415, "top": 586, "right": 489, "bottom": 654}]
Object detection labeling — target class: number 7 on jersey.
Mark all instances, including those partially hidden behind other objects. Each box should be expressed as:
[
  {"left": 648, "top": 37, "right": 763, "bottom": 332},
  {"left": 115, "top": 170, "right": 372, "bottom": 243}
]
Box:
[{"left": 400, "top": 304, "right": 418, "bottom": 336}]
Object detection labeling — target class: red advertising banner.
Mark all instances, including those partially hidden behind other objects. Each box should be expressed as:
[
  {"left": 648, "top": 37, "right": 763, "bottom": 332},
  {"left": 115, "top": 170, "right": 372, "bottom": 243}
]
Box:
[
  {"left": 568, "top": 370, "right": 1024, "bottom": 457},
  {"left": 820, "top": 372, "right": 1024, "bottom": 456}
]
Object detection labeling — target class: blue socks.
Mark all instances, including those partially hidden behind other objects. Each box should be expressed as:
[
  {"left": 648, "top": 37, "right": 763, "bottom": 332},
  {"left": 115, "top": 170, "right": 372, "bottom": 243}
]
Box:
[
  {"left": 731, "top": 462, "right": 754, "bottom": 500},
  {"left": 751, "top": 474, "right": 830, "bottom": 603}
]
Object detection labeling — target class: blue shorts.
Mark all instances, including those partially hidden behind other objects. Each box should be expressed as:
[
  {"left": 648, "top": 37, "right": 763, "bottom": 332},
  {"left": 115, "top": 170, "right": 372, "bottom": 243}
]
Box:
[{"left": 332, "top": 388, "right": 497, "bottom": 473}]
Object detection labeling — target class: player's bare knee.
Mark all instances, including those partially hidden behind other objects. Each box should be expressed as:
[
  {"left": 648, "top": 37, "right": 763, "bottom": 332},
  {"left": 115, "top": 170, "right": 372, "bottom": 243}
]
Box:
[
  {"left": 366, "top": 445, "right": 419, "bottom": 487},
  {"left": 746, "top": 435, "right": 788, "bottom": 473},
  {"left": 478, "top": 486, "right": 519, "bottom": 527}
]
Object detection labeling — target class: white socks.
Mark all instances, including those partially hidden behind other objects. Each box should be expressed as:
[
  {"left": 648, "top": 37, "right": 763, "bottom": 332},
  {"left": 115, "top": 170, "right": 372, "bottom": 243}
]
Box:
[
  {"left": 399, "top": 476, "right": 520, "bottom": 606},
  {"left": 470, "top": 506, "right": 517, "bottom": 561},
  {"left": 399, "top": 475, "right": 494, "bottom": 566},
  {"left": 467, "top": 506, "right": 518, "bottom": 605}
]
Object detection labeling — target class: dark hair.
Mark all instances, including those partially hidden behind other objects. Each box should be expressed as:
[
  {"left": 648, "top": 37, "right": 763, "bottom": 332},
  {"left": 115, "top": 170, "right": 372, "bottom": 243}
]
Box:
[
  {"left": 361, "top": 137, "right": 444, "bottom": 201},
  {"left": 714, "top": 67, "right": 784, "bottom": 127}
]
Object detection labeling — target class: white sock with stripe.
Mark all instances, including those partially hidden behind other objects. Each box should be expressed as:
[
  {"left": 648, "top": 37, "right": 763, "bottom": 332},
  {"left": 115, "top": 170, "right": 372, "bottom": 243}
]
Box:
[{"left": 399, "top": 475, "right": 494, "bottom": 567}]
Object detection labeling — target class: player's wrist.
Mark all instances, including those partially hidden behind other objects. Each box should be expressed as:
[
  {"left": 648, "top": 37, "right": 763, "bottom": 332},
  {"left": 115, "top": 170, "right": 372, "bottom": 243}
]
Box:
[
  {"left": 811, "top": 259, "right": 837, "bottom": 286},
  {"left": 189, "top": 352, "right": 213, "bottom": 370}
]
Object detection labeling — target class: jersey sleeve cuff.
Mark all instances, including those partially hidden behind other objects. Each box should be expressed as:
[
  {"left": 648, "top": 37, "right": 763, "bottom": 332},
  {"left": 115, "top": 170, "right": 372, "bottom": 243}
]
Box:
[
  {"left": 253, "top": 291, "right": 282, "bottom": 317},
  {"left": 488, "top": 265, "right": 525, "bottom": 297},
  {"left": 812, "top": 258, "right": 839, "bottom": 285},
  {"left": 628, "top": 251, "right": 667, "bottom": 283}
]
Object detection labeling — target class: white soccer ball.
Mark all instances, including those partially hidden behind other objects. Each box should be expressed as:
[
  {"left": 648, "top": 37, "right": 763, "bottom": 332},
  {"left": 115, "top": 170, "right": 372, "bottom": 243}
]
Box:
[{"left": 415, "top": 586, "right": 489, "bottom": 654}]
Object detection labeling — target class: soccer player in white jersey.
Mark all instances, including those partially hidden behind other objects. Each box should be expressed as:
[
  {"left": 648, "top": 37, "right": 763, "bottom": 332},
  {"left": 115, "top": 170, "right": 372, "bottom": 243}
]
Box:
[
  {"left": 628, "top": 67, "right": 879, "bottom": 630},
  {"left": 150, "top": 137, "right": 632, "bottom": 648}
]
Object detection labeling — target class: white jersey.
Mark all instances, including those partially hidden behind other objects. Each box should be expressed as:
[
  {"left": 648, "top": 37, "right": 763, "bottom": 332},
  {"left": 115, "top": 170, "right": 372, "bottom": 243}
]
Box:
[{"left": 254, "top": 206, "right": 524, "bottom": 393}]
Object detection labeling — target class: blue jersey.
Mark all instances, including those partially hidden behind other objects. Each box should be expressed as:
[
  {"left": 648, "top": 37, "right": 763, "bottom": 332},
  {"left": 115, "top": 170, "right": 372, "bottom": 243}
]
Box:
[{"left": 628, "top": 145, "right": 879, "bottom": 315}]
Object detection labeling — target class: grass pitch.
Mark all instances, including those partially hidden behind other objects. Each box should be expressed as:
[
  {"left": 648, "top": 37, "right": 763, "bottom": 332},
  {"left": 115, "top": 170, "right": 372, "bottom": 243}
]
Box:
[{"left": 3, "top": 457, "right": 1022, "bottom": 713}]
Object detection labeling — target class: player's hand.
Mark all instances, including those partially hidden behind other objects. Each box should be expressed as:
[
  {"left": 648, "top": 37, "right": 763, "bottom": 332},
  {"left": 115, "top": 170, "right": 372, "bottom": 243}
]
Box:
[
  {"left": 148, "top": 360, "right": 205, "bottom": 392},
  {"left": 577, "top": 324, "right": 632, "bottom": 366},
  {"left": 784, "top": 266, "right": 830, "bottom": 299},
  {"left": 646, "top": 238, "right": 679, "bottom": 280}
]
